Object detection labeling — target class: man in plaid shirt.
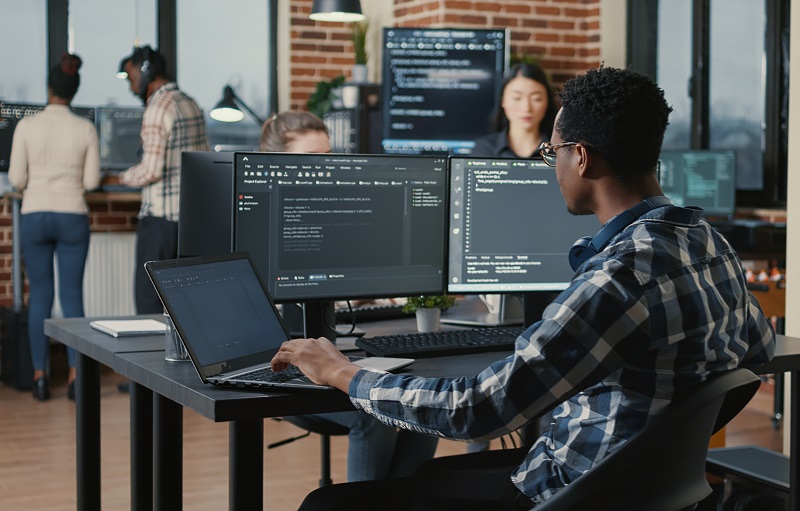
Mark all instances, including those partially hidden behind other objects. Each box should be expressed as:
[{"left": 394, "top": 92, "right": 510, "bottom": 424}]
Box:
[
  {"left": 272, "top": 67, "right": 776, "bottom": 509},
  {"left": 118, "top": 46, "right": 208, "bottom": 314}
]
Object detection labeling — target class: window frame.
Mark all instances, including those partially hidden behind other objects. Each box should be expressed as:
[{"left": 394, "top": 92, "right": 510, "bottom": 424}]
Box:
[{"left": 627, "top": 0, "right": 789, "bottom": 209}]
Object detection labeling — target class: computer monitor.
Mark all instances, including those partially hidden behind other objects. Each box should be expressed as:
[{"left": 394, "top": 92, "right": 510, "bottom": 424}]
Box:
[
  {"left": 95, "top": 107, "right": 144, "bottom": 170},
  {"left": 1, "top": 102, "right": 95, "bottom": 171},
  {"left": 178, "top": 151, "right": 234, "bottom": 258},
  {"left": 658, "top": 149, "right": 736, "bottom": 218},
  {"left": 446, "top": 157, "right": 599, "bottom": 324},
  {"left": 233, "top": 152, "right": 448, "bottom": 337},
  {"left": 381, "top": 27, "right": 508, "bottom": 155}
]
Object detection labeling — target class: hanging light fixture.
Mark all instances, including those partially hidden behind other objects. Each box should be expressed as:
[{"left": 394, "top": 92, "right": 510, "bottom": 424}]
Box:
[{"left": 309, "top": 0, "right": 365, "bottom": 22}]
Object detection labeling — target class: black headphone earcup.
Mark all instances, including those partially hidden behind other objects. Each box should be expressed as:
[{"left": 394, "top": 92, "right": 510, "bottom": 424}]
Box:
[{"left": 569, "top": 236, "right": 596, "bottom": 271}]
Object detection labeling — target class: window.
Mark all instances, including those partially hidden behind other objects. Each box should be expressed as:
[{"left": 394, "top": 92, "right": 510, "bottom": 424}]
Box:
[
  {"left": 630, "top": 0, "right": 788, "bottom": 207},
  {"left": 177, "top": 0, "right": 269, "bottom": 151},
  {"left": 657, "top": 0, "right": 692, "bottom": 150},
  {"left": 68, "top": 0, "right": 157, "bottom": 107},
  {"left": 709, "top": 0, "right": 766, "bottom": 191},
  {"left": 0, "top": 0, "right": 48, "bottom": 103}
]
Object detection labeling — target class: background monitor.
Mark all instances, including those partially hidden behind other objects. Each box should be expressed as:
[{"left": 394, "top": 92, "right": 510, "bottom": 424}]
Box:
[
  {"left": 658, "top": 149, "right": 736, "bottom": 218},
  {"left": 1, "top": 102, "right": 95, "bottom": 171},
  {"left": 178, "top": 151, "right": 234, "bottom": 258},
  {"left": 233, "top": 152, "right": 448, "bottom": 304},
  {"left": 381, "top": 27, "right": 508, "bottom": 156},
  {"left": 95, "top": 107, "right": 144, "bottom": 170},
  {"left": 448, "top": 157, "right": 599, "bottom": 294}
]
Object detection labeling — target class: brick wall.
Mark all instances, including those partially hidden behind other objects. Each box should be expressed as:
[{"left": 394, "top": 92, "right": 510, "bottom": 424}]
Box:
[
  {"left": 288, "top": 0, "right": 602, "bottom": 112},
  {"left": 289, "top": 0, "right": 359, "bottom": 111},
  {"left": 0, "top": 195, "right": 139, "bottom": 309}
]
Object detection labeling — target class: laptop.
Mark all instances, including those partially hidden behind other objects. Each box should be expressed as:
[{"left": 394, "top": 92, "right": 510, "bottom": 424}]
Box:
[{"left": 145, "top": 252, "right": 414, "bottom": 391}]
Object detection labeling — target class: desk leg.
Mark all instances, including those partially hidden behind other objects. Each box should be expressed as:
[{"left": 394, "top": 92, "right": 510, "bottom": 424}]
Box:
[
  {"left": 154, "top": 394, "right": 182, "bottom": 511},
  {"left": 791, "top": 372, "right": 799, "bottom": 511},
  {"left": 229, "top": 419, "right": 264, "bottom": 511},
  {"left": 131, "top": 382, "right": 153, "bottom": 511},
  {"left": 76, "top": 353, "right": 101, "bottom": 511}
]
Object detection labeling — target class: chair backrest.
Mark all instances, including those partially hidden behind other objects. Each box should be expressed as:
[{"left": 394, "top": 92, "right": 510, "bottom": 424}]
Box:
[{"left": 534, "top": 368, "right": 761, "bottom": 511}]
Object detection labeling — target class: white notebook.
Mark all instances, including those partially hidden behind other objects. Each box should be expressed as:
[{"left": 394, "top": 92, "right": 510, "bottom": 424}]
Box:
[{"left": 90, "top": 319, "right": 167, "bottom": 337}]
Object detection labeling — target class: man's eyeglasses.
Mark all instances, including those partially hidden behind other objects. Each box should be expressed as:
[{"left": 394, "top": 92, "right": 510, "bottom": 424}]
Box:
[{"left": 537, "top": 141, "right": 579, "bottom": 167}]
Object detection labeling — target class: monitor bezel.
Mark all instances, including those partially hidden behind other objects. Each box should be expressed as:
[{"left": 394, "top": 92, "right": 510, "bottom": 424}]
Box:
[{"left": 232, "top": 151, "right": 450, "bottom": 303}]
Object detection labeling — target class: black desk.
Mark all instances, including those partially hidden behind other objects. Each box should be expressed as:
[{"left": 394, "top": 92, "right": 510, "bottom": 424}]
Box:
[
  {"left": 45, "top": 315, "right": 800, "bottom": 511},
  {"left": 44, "top": 316, "right": 164, "bottom": 511}
]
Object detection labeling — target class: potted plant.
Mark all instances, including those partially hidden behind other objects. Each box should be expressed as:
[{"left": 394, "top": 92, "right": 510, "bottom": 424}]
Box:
[
  {"left": 306, "top": 74, "right": 346, "bottom": 118},
  {"left": 351, "top": 20, "right": 369, "bottom": 83},
  {"left": 403, "top": 295, "right": 457, "bottom": 333}
]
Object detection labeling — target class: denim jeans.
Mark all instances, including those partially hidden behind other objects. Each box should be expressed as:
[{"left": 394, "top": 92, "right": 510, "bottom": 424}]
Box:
[
  {"left": 311, "top": 411, "right": 439, "bottom": 482},
  {"left": 20, "top": 212, "right": 90, "bottom": 371},
  {"left": 134, "top": 216, "right": 178, "bottom": 314}
]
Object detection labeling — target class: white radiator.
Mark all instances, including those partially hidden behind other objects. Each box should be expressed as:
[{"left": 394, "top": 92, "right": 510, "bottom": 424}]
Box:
[{"left": 51, "top": 232, "right": 137, "bottom": 318}]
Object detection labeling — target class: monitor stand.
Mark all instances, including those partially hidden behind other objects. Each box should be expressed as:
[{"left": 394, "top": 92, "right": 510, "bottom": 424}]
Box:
[
  {"left": 281, "top": 301, "right": 338, "bottom": 342},
  {"left": 440, "top": 295, "right": 524, "bottom": 327}
]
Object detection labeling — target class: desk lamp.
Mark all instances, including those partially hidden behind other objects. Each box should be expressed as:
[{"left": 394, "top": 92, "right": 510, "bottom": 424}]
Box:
[{"left": 210, "top": 85, "right": 265, "bottom": 125}]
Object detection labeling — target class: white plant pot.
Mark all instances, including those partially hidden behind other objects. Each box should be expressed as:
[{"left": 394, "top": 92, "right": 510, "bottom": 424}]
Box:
[
  {"left": 351, "top": 64, "right": 368, "bottom": 83},
  {"left": 415, "top": 308, "right": 441, "bottom": 333}
]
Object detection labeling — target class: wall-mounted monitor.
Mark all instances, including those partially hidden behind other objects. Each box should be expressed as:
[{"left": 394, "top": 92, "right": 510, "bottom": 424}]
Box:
[
  {"left": 95, "top": 107, "right": 144, "bottom": 170},
  {"left": 658, "top": 149, "right": 736, "bottom": 218},
  {"left": 381, "top": 27, "right": 508, "bottom": 156},
  {"left": 233, "top": 152, "right": 449, "bottom": 303},
  {"left": 448, "top": 157, "right": 598, "bottom": 294}
]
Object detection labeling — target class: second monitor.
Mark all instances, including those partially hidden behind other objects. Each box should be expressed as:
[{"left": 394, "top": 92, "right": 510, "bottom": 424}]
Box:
[
  {"left": 448, "top": 157, "right": 599, "bottom": 292},
  {"left": 233, "top": 152, "right": 449, "bottom": 305}
]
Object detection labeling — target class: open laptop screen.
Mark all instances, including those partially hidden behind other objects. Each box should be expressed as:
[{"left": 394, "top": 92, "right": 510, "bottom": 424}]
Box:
[{"left": 146, "top": 254, "right": 289, "bottom": 375}]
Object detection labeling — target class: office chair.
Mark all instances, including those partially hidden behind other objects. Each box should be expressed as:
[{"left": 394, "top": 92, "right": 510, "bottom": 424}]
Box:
[
  {"left": 533, "top": 368, "right": 761, "bottom": 511},
  {"left": 268, "top": 415, "right": 350, "bottom": 487}
]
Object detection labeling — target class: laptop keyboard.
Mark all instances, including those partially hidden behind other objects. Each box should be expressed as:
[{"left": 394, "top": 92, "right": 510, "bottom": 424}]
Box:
[{"left": 236, "top": 365, "right": 305, "bottom": 383}]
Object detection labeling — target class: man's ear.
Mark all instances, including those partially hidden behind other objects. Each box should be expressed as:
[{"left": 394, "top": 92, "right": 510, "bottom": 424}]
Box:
[{"left": 576, "top": 143, "right": 593, "bottom": 178}]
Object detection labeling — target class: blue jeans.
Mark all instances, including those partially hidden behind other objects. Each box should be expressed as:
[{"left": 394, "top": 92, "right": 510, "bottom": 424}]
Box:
[
  {"left": 311, "top": 411, "right": 439, "bottom": 482},
  {"left": 20, "top": 212, "right": 90, "bottom": 371}
]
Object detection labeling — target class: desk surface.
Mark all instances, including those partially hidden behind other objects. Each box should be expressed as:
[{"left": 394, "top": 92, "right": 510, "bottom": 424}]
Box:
[{"left": 44, "top": 314, "right": 165, "bottom": 366}]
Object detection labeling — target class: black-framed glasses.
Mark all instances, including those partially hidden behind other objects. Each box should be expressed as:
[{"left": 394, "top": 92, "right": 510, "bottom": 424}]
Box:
[{"left": 537, "top": 141, "right": 579, "bottom": 167}]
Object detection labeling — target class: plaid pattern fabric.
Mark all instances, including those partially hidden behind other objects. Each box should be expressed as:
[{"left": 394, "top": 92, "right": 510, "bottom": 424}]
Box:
[
  {"left": 349, "top": 204, "right": 776, "bottom": 505},
  {"left": 120, "top": 83, "right": 208, "bottom": 221}
]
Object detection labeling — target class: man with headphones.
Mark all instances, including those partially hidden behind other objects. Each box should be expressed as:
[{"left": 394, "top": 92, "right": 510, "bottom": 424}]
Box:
[
  {"left": 268, "top": 67, "right": 777, "bottom": 510},
  {"left": 117, "top": 46, "right": 209, "bottom": 315}
]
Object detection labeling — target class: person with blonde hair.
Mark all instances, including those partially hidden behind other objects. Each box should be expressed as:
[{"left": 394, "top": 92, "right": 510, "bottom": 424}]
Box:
[{"left": 259, "top": 111, "right": 439, "bottom": 481}]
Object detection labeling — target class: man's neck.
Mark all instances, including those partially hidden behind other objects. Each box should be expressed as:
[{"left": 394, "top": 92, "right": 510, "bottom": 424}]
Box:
[
  {"left": 594, "top": 178, "right": 665, "bottom": 225},
  {"left": 146, "top": 77, "right": 171, "bottom": 100}
]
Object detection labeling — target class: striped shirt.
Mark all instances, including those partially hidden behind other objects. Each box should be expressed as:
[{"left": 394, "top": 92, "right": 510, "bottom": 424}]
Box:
[
  {"left": 120, "top": 82, "right": 208, "bottom": 221},
  {"left": 349, "top": 204, "right": 776, "bottom": 506}
]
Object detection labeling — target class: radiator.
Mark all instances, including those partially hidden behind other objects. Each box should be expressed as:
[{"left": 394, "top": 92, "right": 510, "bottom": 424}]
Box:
[{"left": 51, "top": 232, "right": 136, "bottom": 318}]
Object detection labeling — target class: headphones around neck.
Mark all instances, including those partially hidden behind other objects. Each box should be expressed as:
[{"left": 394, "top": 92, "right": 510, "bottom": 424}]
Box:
[{"left": 568, "top": 196, "right": 673, "bottom": 271}]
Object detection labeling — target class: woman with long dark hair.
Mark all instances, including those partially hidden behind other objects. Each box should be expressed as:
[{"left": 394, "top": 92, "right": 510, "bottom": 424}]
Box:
[{"left": 472, "top": 62, "right": 558, "bottom": 158}]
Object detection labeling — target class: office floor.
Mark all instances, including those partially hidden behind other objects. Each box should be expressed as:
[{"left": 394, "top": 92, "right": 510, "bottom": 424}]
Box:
[{"left": 0, "top": 348, "right": 784, "bottom": 511}]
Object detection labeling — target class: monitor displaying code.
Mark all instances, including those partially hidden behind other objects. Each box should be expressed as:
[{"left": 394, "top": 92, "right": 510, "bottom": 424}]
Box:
[{"left": 381, "top": 28, "right": 508, "bottom": 156}]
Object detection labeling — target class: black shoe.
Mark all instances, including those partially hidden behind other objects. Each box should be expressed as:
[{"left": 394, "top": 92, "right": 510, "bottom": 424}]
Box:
[
  {"left": 32, "top": 377, "right": 50, "bottom": 401},
  {"left": 117, "top": 381, "right": 130, "bottom": 393},
  {"left": 67, "top": 381, "right": 76, "bottom": 401}
]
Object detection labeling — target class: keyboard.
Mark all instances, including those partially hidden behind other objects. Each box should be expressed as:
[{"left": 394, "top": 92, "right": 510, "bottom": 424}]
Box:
[
  {"left": 235, "top": 365, "right": 305, "bottom": 383},
  {"left": 355, "top": 326, "right": 524, "bottom": 358},
  {"left": 335, "top": 303, "right": 413, "bottom": 323}
]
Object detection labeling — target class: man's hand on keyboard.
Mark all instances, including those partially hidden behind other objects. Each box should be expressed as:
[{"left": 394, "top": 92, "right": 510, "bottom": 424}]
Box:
[{"left": 271, "top": 337, "right": 361, "bottom": 391}]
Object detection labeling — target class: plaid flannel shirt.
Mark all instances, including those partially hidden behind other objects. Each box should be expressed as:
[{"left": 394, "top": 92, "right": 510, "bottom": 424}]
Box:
[
  {"left": 349, "top": 204, "right": 776, "bottom": 506},
  {"left": 120, "top": 82, "right": 208, "bottom": 221}
]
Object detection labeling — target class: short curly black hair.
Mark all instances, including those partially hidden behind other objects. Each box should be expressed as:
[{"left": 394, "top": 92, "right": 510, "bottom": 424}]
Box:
[{"left": 556, "top": 67, "right": 672, "bottom": 182}]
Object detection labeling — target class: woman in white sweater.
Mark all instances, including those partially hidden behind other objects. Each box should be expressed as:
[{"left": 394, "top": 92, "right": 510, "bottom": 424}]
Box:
[{"left": 9, "top": 53, "right": 101, "bottom": 401}]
